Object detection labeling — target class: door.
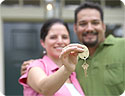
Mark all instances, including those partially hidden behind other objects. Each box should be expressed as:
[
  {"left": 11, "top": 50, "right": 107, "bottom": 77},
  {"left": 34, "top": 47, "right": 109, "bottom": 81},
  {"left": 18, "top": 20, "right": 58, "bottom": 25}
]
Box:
[{"left": 4, "top": 22, "right": 43, "bottom": 95}]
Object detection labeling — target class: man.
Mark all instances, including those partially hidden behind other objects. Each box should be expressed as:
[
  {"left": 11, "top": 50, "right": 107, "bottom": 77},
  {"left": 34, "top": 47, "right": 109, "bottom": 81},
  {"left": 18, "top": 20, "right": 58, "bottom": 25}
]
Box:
[
  {"left": 21, "top": 2, "right": 125, "bottom": 96},
  {"left": 73, "top": 2, "right": 125, "bottom": 96}
]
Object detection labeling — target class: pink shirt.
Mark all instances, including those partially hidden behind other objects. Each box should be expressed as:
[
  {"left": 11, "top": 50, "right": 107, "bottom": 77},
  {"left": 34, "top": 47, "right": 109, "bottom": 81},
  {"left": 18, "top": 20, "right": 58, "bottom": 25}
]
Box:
[{"left": 19, "top": 55, "right": 85, "bottom": 96}]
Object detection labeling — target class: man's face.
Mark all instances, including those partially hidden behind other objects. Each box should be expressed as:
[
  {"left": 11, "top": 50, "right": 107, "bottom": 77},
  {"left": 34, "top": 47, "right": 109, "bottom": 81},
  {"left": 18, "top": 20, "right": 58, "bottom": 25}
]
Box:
[{"left": 74, "top": 8, "right": 106, "bottom": 47}]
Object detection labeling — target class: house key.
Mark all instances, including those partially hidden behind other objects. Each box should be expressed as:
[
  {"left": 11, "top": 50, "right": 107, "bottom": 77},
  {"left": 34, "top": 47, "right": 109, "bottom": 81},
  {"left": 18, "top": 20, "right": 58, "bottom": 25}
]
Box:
[
  {"left": 82, "top": 61, "right": 89, "bottom": 77},
  {"left": 78, "top": 44, "right": 89, "bottom": 77}
]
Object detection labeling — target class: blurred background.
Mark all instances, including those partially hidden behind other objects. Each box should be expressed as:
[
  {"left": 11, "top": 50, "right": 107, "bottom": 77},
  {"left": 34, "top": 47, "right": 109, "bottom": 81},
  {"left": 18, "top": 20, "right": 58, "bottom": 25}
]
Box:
[{"left": 0, "top": 0, "right": 125, "bottom": 95}]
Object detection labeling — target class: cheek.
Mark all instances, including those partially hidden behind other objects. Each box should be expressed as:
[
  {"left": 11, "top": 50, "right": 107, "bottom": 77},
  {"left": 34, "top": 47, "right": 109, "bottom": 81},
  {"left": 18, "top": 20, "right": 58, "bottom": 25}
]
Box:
[
  {"left": 76, "top": 30, "right": 82, "bottom": 37},
  {"left": 65, "top": 39, "right": 70, "bottom": 44},
  {"left": 78, "top": 27, "right": 83, "bottom": 32},
  {"left": 45, "top": 41, "right": 55, "bottom": 48},
  {"left": 48, "top": 39, "right": 56, "bottom": 43},
  {"left": 78, "top": 27, "right": 85, "bottom": 35},
  {"left": 97, "top": 32, "right": 104, "bottom": 41}
]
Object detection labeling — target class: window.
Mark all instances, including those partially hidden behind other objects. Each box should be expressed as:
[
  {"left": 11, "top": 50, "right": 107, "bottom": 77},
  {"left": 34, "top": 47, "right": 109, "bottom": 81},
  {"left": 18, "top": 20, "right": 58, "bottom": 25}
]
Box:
[
  {"left": 106, "top": 24, "right": 123, "bottom": 37},
  {"left": 23, "top": 0, "right": 40, "bottom": 6},
  {"left": 86, "top": 0, "right": 101, "bottom": 5},
  {"left": 105, "top": 0, "right": 121, "bottom": 8},
  {"left": 2, "top": 0, "right": 19, "bottom": 6},
  {"left": 65, "top": 0, "right": 81, "bottom": 6},
  {"left": 2, "top": 0, "right": 42, "bottom": 6}
]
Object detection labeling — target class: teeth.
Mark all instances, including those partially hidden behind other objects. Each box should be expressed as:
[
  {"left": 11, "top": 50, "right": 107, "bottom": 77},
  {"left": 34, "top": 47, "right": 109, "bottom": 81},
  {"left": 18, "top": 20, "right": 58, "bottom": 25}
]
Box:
[{"left": 55, "top": 47, "right": 63, "bottom": 49}]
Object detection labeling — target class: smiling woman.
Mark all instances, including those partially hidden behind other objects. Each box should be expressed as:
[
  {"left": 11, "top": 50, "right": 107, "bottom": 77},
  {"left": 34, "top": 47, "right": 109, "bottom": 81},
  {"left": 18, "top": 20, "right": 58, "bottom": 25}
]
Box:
[
  {"left": 40, "top": 21, "right": 70, "bottom": 59},
  {"left": 19, "top": 18, "right": 85, "bottom": 96}
]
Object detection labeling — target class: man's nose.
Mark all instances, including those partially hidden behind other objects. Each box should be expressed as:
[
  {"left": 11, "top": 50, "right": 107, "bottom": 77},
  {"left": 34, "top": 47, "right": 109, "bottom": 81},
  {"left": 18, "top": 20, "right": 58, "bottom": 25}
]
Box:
[{"left": 86, "top": 23, "right": 94, "bottom": 31}]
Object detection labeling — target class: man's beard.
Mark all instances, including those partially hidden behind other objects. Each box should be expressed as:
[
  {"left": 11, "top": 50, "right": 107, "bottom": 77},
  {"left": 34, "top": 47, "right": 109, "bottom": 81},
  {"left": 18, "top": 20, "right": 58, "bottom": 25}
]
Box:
[
  {"left": 82, "top": 31, "right": 98, "bottom": 47},
  {"left": 82, "top": 38, "right": 98, "bottom": 47}
]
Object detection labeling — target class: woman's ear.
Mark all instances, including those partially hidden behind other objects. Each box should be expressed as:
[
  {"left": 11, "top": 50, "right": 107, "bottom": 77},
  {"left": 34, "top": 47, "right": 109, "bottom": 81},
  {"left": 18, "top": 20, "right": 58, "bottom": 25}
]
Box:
[{"left": 40, "top": 40, "right": 45, "bottom": 49}]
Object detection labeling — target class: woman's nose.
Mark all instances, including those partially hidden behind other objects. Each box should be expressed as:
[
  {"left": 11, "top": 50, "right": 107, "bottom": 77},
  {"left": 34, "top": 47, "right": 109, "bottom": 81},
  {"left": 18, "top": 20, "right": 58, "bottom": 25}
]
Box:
[{"left": 57, "top": 37, "right": 63, "bottom": 43}]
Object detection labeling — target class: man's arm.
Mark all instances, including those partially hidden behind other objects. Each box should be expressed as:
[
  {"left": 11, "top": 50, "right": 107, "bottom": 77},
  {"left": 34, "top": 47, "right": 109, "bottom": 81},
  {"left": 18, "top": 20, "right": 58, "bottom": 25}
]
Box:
[{"left": 20, "top": 60, "right": 34, "bottom": 75}]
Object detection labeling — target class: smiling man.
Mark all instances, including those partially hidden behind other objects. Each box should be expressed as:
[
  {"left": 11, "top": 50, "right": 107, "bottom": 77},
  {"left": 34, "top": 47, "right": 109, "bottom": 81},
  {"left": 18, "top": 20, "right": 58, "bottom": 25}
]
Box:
[{"left": 74, "top": 2, "right": 125, "bottom": 96}]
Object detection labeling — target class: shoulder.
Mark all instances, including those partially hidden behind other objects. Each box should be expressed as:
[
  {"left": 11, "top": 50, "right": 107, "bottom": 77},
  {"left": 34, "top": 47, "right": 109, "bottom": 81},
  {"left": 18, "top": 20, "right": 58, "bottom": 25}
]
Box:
[
  {"left": 113, "top": 37, "right": 125, "bottom": 48},
  {"left": 30, "top": 59, "right": 44, "bottom": 67},
  {"left": 115, "top": 37, "right": 125, "bottom": 43},
  {"left": 19, "top": 59, "right": 45, "bottom": 86},
  {"left": 28, "top": 58, "right": 48, "bottom": 72},
  {"left": 107, "top": 35, "right": 125, "bottom": 45}
]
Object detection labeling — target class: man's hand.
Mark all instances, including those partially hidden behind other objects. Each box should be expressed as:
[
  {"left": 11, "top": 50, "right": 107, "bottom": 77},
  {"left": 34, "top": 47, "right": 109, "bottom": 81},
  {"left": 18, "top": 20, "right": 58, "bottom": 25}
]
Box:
[{"left": 21, "top": 60, "right": 34, "bottom": 75}]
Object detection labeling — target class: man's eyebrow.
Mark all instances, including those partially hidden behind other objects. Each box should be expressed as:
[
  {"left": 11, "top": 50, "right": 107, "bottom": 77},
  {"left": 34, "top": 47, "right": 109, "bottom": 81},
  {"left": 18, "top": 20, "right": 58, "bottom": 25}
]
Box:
[
  {"left": 79, "top": 20, "right": 86, "bottom": 23},
  {"left": 92, "top": 19, "right": 101, "bottom": 22},
  {"left": 78, "top": 19, "right": 101, "bottom": 24}
]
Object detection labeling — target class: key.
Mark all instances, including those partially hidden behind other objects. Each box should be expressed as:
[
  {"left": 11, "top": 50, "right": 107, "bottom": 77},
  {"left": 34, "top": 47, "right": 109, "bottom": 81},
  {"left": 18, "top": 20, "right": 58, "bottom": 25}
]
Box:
[
  {"left": 78, "top": 44, "right": 89, "bottom": 77},
  {"left": 82, "top": 62, "right": 89, "bottom": 77}
]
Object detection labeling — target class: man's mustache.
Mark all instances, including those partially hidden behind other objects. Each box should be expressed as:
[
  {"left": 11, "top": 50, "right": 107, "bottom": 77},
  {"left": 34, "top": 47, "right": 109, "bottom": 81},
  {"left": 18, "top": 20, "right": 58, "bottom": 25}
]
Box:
[{"left": 82, "top": 31, "right": 98, "bottom": 36}]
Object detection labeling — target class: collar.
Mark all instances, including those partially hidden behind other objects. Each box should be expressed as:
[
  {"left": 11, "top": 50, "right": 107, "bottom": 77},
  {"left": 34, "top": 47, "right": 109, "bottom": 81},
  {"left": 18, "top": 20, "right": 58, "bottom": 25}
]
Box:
[
  {"left": 42, "top": 55, "right": 59, "bottom": 72},
  {"left": 42, "top": 55, "right": 76, "bottom": 76},
  {"left": 102, "top": 35, "right": 116, "bottom": 46}
]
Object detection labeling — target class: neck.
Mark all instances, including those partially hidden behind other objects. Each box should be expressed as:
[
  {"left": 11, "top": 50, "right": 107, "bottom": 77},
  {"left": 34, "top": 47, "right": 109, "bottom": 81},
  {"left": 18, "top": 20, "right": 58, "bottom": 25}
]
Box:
[
  {"left": 88, "top": 37, "right": 105, "bottom": 56},
  {"left": 88, "top": 46, "right": 98, "bottom": 56},
  {"left": 47, "top": 54, "right": 62, "bottom": 67}
]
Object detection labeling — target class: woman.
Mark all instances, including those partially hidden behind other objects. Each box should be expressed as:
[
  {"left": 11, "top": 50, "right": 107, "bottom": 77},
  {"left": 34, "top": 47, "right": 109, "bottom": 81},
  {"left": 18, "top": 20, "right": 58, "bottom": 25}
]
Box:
[{"left": 19, "top": 18, "right": 85, "bottom": 96}]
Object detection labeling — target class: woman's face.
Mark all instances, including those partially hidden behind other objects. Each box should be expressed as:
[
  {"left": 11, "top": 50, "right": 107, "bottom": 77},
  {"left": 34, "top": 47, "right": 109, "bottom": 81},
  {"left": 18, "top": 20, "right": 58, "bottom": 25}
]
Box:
[{"left": 41, "top": 23, "right": 70, "bottom": 58}]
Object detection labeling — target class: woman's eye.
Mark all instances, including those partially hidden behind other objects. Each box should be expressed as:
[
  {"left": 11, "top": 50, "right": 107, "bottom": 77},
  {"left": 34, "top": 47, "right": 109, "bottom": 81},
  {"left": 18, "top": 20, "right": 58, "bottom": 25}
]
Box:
[{"left": 50, "top": 36, "right": 56, "bottom": 39}]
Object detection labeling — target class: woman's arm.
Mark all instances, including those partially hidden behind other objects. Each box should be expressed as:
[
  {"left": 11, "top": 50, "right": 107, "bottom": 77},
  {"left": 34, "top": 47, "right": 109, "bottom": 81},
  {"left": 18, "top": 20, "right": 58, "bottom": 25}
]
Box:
[
  {"left": 27, "top": 44, "right": 84, "bottom": 96},
  {"left": 27, "top": 65, "right": 72, "bottom": 96}
]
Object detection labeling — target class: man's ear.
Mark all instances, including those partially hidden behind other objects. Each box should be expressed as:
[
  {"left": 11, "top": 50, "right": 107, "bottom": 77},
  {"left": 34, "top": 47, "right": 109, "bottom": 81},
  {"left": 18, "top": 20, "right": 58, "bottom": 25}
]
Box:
[
  {"left": 40, "top": 40, "right": 45, "bottom": 49},
  {"left": 102, "top": 23, "right": 106, "bottom": 33},
  {"left": 73, "top": 24, "right": 77, "bottom": 34}
]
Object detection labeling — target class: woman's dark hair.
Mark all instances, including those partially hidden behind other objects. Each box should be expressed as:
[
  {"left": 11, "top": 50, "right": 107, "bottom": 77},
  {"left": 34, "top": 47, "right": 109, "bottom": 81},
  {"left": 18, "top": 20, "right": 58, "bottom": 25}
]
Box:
[
  {"left": 40, "top": 18, "right": 70, "bottom": 41},
  {"left": 74, "top": 2, "right": 104, "bottom": 23}
]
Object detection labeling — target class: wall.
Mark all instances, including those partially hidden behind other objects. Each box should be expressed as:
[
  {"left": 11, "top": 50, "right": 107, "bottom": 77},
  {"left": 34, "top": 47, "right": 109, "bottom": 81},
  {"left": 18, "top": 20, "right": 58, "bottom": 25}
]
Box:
[{"left": 0, "top": 5, "right": 4, "bottom": 94}]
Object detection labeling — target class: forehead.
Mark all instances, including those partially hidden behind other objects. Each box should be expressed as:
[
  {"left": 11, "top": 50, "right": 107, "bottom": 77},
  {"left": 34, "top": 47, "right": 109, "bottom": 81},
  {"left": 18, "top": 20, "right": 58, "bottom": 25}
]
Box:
[
  {"left": 48, "top": 23, "right": 69, "bottom": 35},
  {"left": 77, "top": 8, "right": 101, "bottom": 22},
  {"left": 51, "top": 23, "right": 65, "bottom": 29}
]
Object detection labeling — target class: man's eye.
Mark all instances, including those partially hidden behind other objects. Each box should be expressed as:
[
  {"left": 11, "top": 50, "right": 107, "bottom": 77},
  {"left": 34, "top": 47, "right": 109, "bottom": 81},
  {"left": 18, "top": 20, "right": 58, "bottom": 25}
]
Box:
[
  {"left": 92, "top": 20, "right": 101, "bottom": 25},
  {"left": 92, "top": 22, "right": 99, "bottom": 25},
  {"left": 79, "top": 23, "right": 86, "bottom": 26}
]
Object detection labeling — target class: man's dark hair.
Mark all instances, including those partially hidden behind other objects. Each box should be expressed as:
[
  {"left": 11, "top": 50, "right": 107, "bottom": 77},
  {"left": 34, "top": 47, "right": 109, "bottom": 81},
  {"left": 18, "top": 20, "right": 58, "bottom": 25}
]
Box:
[{"left": 74, "top": 2, "right": 104, "bottom": 23}]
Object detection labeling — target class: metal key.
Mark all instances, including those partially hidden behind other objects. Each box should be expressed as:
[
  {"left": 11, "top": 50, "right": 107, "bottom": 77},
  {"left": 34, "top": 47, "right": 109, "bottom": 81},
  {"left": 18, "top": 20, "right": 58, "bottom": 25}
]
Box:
[{"left": 82, "top": 61, "right": 89, "bottom": 77}]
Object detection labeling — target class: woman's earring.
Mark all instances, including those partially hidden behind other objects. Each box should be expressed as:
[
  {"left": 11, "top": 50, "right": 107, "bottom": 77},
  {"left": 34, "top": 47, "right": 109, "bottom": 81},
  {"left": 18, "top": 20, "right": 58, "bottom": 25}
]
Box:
[{"left": 43, "top": 50, "right": 46, "bottom": 54}]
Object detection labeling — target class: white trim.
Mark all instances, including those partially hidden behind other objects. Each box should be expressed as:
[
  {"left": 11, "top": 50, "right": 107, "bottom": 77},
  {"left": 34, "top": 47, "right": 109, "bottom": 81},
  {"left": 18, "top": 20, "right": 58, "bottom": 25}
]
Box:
[{"left": 0, "top": 5, "right": 5, "bottom": 94}]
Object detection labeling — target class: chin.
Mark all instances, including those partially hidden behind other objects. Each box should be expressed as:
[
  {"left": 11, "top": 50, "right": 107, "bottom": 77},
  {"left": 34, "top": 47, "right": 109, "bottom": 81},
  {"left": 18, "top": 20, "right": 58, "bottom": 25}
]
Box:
[
  {"left": 55, "top": 54, "right": 61, "bottom": 57},
  {"left": 83, "top": 39, "right": 98, "bottom": 47}
]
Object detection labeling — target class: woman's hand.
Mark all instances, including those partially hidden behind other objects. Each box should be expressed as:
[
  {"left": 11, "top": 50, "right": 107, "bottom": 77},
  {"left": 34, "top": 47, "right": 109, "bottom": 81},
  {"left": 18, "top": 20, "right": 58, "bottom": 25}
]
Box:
[{"left": 59, "top": 44, "right": 84, "bottom": 72}]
